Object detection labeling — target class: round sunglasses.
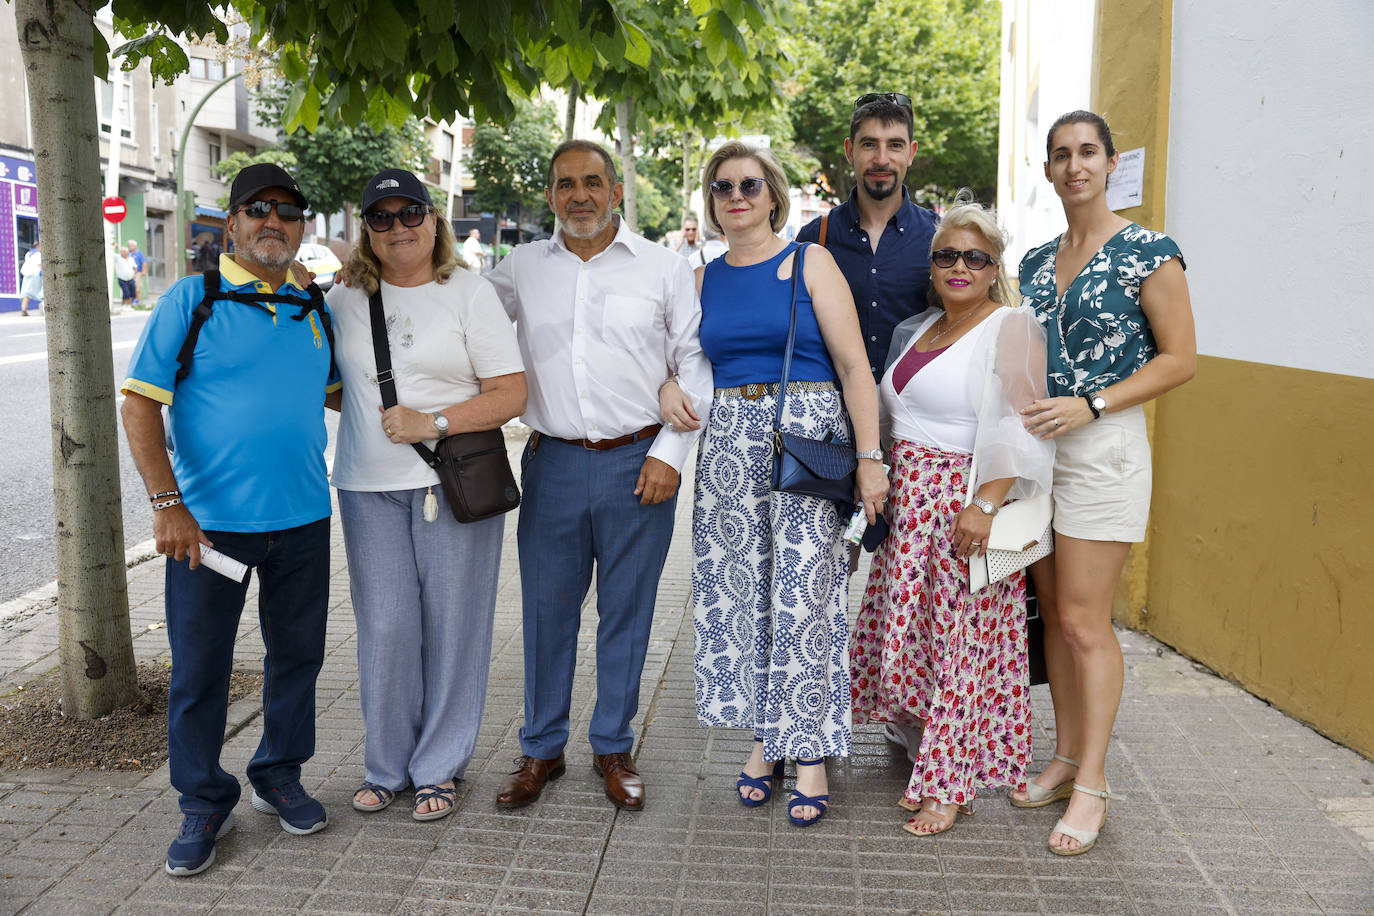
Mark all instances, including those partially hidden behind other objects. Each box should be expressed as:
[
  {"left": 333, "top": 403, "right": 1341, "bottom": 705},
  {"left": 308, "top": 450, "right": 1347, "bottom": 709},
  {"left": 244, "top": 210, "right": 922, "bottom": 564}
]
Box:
[
  {"left": 235, "top": 199, "right": 306, "bottom": 222},
  {"left": 931, "top": 248, "right": 996, "bottom": 270},
  {"left": 363, "top": 204, "right": 434, "bottom": 232},
  {"left": 708, "top": 177, "right": 768, "bottom": 201}
]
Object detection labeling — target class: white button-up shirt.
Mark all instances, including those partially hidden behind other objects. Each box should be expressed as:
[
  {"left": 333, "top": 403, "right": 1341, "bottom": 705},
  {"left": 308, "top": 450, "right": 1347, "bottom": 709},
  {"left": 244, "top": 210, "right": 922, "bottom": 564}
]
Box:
[{"left": 488, "top": 218, "right": 713, "bottom": 471}]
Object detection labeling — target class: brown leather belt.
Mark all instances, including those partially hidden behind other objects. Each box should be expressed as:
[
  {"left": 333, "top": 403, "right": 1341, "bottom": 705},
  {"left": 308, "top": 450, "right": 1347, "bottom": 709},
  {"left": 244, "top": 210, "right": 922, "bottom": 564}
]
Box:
[{"left": 534, "top": 423, "right": 662, "bottom": 451}]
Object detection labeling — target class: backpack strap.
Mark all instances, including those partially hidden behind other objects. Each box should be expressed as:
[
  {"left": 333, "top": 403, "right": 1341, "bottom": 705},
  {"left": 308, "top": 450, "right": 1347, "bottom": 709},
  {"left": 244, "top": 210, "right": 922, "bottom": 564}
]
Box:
[
  {"left": 818, "top": 211, "right": 829, "bottom": 247},
  {"left": 174, "top": 270, "right": 335, "bottom": 384},
  {"left": 175, "top": 269, "right": 220, "bottom": 383}
]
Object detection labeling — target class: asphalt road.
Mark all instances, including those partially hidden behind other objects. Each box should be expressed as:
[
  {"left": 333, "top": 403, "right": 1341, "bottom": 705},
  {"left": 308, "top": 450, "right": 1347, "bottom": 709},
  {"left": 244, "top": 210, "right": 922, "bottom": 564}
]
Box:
[{"left": 0, "top": 307, "right": 338, "bottom": 604}]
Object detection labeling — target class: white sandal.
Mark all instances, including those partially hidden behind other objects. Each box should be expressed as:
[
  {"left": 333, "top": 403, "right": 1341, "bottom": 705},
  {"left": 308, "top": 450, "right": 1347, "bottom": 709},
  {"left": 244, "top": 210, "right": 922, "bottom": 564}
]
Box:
[
  {"left": 1049, "top": 782, "right": 1119, "bottom": 856},
  {"left": 1010, "top": 753, "right": 1079, "bottom": 808}
]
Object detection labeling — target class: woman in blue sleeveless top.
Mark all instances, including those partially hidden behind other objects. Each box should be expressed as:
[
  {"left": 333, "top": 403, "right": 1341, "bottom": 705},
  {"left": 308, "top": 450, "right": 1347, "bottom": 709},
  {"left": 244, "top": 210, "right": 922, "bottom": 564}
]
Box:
[
  {"left": 661, "top": 142, "right": 885, "bottom": 827},
  {"left": 1014, "top": 111, "right": 1196, "bottom": 856}
]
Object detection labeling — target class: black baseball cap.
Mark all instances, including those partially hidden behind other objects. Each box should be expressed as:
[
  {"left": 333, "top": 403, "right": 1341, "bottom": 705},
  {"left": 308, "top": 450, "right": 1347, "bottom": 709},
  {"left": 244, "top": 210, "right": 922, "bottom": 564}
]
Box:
[
  {"left": 361, "top": 168, "right": 433, "bottom": 212},
  {"left": 228, "top": 163, "right": 309, "bottom": 211}
]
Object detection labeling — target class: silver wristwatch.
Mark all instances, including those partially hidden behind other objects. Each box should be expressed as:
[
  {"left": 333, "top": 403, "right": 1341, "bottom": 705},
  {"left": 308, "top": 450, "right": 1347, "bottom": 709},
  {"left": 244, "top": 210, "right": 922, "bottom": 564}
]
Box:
[
  {"left": 432, "top": 412, "right": 450, "bottom": 438},
  {"left": 856, "top": 448, "right": 883, "bottom": 461},
  {"left": 971, "top": 495, "right": 998, "bottom": 516}
]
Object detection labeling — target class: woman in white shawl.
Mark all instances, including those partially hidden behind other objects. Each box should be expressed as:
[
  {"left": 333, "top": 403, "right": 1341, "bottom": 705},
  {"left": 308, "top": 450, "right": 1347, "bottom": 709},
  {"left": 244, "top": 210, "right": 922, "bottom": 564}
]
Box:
[{"left": 850, "top": 193, "right": 1054, "bottom": 837}]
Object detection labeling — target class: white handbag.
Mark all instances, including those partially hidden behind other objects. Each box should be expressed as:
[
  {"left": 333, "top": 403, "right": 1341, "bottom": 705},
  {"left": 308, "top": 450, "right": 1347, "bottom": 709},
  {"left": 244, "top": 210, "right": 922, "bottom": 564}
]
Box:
[
  {"left": 964, "top": 326, "right": 1055, "bottom": 593},
  {"left": 965, "top": 453, "right": 1054, "bottom": 593}
]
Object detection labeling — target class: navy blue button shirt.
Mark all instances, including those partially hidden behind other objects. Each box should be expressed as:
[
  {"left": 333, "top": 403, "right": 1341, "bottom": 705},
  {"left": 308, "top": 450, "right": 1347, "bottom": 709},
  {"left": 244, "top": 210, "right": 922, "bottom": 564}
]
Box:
[{"left": 797, "top": 188, "right": 939, "bottom": 380}]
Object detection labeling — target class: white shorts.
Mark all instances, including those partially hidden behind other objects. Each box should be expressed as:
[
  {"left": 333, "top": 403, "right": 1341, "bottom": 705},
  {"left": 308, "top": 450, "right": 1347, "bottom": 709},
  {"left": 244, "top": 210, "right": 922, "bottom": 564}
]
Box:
[{"left": 1051, "top": 404, "right": 1151, "bottom": 543}]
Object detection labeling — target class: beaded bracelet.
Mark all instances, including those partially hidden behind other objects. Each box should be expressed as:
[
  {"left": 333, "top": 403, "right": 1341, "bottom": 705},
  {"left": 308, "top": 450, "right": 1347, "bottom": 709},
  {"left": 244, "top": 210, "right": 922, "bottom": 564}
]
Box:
[
  {"left": 150, "top": 489, "right": 181, "bottom": 502},
  {"left": 151, "top": 496, "right": 183, "bottom": 511}
]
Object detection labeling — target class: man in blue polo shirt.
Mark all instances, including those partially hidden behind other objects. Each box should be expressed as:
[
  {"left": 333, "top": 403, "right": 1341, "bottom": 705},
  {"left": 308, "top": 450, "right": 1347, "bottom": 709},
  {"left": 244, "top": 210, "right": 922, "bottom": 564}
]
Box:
[
  {"left": 120, "top": 163, "right": 340, "bottom": 877},
  {"left": 797, "top": 92, "right": 939, "bottom": 381}
]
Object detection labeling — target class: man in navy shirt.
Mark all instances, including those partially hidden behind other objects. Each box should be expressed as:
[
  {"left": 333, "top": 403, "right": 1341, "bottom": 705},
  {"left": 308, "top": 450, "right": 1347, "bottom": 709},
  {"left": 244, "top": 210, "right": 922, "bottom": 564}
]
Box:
[{"left": 797, "top": 93, "right": 939, "bottom": 381}]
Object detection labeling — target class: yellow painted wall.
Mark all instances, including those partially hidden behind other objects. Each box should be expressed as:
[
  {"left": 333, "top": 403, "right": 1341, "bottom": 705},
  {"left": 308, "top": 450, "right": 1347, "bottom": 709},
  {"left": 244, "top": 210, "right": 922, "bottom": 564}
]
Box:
[
  {"left": 1091, "top": 0, "right": 1173, "bottom": 627},
  {"left": 1148, "top": 357, "right": 1374, "bottom": 758}
]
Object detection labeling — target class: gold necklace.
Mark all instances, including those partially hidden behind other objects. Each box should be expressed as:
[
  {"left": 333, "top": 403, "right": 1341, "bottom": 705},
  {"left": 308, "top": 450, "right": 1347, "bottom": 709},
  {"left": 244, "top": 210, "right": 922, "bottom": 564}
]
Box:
[{"left": 929, "top": 306, "right": 979, "bottom": 345}]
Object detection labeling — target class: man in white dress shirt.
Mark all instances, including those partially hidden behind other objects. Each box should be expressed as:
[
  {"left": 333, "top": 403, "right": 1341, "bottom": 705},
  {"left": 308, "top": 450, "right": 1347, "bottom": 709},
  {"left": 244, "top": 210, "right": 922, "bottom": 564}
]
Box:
[{"left": 487, "top": 140, "right": 712, "bottom": 812}]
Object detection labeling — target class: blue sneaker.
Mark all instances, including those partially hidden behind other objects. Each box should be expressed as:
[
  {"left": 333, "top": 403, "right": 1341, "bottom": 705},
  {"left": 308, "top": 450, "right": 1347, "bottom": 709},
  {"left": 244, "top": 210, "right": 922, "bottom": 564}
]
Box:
[
  {"left": 165, "top": 810, "right": 235, "bottom": 877},
  {"left": 250, "top": 781, "right": 327, "bottom": 835}
]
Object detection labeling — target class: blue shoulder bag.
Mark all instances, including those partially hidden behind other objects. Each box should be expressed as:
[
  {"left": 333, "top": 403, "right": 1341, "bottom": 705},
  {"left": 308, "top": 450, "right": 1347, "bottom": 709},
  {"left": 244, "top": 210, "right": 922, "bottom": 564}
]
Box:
[{"left": 770, "top": 242, "right": 857, "bottom": 508}]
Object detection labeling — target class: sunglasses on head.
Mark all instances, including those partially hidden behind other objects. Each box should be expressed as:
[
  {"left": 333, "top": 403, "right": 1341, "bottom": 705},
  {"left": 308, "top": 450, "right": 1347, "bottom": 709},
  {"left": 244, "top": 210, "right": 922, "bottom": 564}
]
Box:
[
  {"left": 854, "top": 92, "right": 912, "bottom": 110},
  {"left": 931, "top": 248, "right": 996, "bottom": 270},
  {"left": 235, "top": 199, "right": 306, "bottom": 222},
  {"left": 708, "top": 177, "right": 768, "bottom": 201},
  {"left": 363, "top": 204, "right": 434, "bottom": 232}
]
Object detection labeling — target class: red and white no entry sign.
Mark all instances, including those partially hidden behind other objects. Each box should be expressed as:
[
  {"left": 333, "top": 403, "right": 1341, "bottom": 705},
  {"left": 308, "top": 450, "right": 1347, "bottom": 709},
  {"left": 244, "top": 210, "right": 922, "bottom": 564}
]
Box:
[{"left": 102, "top": 196, "right": 127, "bottom": 223}]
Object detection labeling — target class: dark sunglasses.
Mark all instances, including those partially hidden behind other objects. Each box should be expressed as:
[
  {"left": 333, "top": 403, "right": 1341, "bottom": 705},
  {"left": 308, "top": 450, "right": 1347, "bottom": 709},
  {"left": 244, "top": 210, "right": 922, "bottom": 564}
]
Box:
[
  {"left": 854, "top": 92, "right": 912, "bottom": 110},
  {"left": 931, "top": 248, "right": 996, "bottom": 270},
  {"left": 363, "top": 204, "right": 434, "bottom": 232},
  {"left": 235, "top": 199, "right": 306, "bottom": 222},
  {"left": 708, "top": 177, "right": 768, "bottom": 201}
]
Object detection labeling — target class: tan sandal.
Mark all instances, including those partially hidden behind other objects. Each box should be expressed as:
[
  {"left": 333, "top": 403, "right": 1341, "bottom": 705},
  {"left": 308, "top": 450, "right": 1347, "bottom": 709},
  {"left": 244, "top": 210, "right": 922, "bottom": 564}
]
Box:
[
  {"left": 1049, "top": 782, "right": 1119, "bottom": 856},
  {"left": 902, "top": 798, "right": 973, "bottom": 837},
  {"left": 1010, "top": 753, "right": 1079, "bottom": 808}
]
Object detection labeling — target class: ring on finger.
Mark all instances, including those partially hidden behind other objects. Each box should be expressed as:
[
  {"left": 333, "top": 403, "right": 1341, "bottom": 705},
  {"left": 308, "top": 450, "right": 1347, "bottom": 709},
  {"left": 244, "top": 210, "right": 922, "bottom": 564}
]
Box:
[{"left": 1053, "top": 417, "right": 1060, "bottom": 427}]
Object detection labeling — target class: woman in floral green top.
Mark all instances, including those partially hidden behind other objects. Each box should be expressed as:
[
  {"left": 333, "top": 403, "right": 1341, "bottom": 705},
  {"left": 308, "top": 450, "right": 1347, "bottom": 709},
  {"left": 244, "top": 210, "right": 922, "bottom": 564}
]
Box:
[{"left": 1012, "top": 111, "right": 1197, "bottom": 857}]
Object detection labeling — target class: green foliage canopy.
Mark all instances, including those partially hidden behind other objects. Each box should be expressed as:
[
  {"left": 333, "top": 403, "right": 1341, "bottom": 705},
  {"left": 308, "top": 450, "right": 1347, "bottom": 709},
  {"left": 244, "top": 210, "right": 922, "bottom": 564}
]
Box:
[
  {"left": 786, "top": 0, "right": 1001, "bottom": 205},
  {"left": 468, "top": 96, "right": 560, "bottom": 228}
]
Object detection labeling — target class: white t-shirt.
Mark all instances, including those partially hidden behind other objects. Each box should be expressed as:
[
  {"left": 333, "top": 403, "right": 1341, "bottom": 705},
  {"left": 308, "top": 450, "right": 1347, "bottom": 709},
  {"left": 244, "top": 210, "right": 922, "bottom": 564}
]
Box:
[
  {"left": 115, "top": 254, "right": 136, "bottom": 281},
  {"left": 461, "top": 237, "right": 484, "bottom": 273},
  {"left": 326, "top": 272, "right": 524, "bottom": 491}
]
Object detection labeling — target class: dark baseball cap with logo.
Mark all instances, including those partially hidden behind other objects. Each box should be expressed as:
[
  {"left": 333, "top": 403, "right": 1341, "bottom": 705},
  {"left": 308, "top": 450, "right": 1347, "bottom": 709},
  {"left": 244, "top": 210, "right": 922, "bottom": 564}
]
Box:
[
  {"left": 228, "top": 163, "right": 309, "bottom": 211},
  {"left": 361, "top": 168, "right": 434, "bottom": 212}
]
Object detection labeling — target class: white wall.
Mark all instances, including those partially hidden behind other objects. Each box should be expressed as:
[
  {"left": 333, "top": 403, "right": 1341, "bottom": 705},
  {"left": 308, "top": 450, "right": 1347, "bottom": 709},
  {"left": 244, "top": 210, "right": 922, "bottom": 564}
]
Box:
[
  {"left": 997, "top": 0, "right": 1097, "bottom": 274},
  {"left": 1166, "top": 0, "right": 1374, "bottom": 379}
]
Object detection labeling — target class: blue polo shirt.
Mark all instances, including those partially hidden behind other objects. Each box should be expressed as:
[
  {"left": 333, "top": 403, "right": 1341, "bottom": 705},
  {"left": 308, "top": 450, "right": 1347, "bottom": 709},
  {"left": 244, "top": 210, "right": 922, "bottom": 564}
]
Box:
[
  {"left": 122, "top": 254, "right": 341, "bottom": 533},
  {"left": 797, "top": 188, "right": 938, "bottom": 380}
]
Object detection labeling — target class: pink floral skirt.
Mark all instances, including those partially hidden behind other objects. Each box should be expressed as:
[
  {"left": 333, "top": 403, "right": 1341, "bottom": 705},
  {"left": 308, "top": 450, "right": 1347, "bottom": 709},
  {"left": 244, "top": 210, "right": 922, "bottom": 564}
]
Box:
[{"left": 851, "top": 440, "right": 1031, "bottom": 806}]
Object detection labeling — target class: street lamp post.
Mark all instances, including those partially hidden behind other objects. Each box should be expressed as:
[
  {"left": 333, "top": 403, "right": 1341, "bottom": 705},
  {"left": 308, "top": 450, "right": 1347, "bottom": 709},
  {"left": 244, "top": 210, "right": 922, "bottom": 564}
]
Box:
[{"left": 170, "top": 70, "right": 240, "bottom": 284}]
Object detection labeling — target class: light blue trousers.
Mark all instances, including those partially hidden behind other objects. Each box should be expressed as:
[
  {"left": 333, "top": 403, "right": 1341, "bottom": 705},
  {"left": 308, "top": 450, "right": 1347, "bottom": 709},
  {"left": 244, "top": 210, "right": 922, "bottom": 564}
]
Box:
[{"left": 339, "top": 487, "right": 503, "bottom": 790}]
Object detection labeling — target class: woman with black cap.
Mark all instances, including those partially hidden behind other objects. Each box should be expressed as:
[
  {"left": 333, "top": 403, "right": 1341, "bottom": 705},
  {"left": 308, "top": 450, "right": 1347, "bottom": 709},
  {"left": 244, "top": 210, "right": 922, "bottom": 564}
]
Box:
[{"left": 326, "top": 169, "right": 526, "bottom": 821}]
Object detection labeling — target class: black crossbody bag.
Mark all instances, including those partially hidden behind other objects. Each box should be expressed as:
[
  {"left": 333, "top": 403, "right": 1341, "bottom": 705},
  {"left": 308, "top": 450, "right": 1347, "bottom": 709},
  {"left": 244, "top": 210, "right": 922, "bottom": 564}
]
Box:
[
  {"left": 367, "top": 289, "right": 520, "bottom": 523},
  {"left": 769, "top": 243, "right": 857, "bottom": 508}
]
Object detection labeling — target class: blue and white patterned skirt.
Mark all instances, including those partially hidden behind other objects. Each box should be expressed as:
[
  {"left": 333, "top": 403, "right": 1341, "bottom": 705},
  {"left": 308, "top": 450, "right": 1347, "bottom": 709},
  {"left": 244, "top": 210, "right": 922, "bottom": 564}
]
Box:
[{"left": 691, "top": 385, "right": 853, "bottom": 760}]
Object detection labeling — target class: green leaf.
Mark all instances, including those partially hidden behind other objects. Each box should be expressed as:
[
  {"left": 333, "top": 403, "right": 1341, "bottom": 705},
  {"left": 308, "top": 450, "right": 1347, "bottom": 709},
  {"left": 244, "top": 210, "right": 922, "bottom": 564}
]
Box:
[
  {"left": 283, "top": 82, "right": 309, "bottom": 133},
  {"left": 568, "top": 43, "right": 595, "bottom": 82},
  {"left": 622, "top": 22, "right": 652, "bottom": 68},
  {"left": 93, "top": 25, "right": 110, "bottom": 81},
  {"left": 280, "top": 48, "right": 307, "bottom": 83}
]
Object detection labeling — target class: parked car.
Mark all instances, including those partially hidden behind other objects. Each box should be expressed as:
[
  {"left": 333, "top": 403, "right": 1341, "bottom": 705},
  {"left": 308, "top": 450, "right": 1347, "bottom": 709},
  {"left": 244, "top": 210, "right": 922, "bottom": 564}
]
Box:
[{"left": 298, "top": 242, "right": 343, "bottom": 291}]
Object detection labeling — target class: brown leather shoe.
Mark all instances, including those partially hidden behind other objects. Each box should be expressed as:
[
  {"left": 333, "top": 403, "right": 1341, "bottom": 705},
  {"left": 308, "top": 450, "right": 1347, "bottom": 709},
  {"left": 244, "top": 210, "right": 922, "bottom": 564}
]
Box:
[
  {"left": 594, "top": 752, "right": 645, "bottom": 810},
  {"left": 495, "top": 753, "right": 566, "bottom": 809}
]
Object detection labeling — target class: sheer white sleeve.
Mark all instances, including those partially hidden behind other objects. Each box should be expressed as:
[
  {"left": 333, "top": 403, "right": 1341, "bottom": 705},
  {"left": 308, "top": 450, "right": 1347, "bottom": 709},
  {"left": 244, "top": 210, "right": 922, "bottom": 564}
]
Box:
[{"left": 969, "top": 307, "right": 1055, "bottom": 501}]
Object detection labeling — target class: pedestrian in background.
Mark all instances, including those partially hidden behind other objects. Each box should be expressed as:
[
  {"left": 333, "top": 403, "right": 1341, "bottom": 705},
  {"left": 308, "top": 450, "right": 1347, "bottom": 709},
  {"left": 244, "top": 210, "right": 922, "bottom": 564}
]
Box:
[
  {"left": 461, "top": 228, "right": 485, "bottom": 273},
  {"left": 327, "top": 169, "right": 525, "bottom": 822},
  {"left": 1013, "top": 110, "right": 1196, "bottom": 856},
  {"left": 127, "top": 238, "right": 147, "bottom": 304},
  {"left": 663, "top": 141, "right": 885, "bottom": 828},
  {"left": 19, "top": 239, "right": 42, "bottom": 316},
  {"left": 851, "top": 193, "right": 1053, "bottom": 837},
  {"left": 673, "top": 215, "right": 703, "bottom": 259},
  {"left": 115, "top": 243, "right": 137, "bottom": 308}
]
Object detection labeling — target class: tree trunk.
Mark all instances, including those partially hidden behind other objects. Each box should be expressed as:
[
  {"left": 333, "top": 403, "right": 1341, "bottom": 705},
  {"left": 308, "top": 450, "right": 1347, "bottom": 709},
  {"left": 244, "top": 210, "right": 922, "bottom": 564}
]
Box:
[
  {"left": 17, "top": 0, "right": 140, "bottom": 717},
  {"left": 614, "top": 97, "right": 637, "bottom": 232},
  {"left": 563, "top": 81, "right": 578, "bottom": 141},
  {"left": 681, "top": 128, "right": 693, "bottom": 217},
  {"left": 323, "top": 212, "right": 332, "bottom": 243}
]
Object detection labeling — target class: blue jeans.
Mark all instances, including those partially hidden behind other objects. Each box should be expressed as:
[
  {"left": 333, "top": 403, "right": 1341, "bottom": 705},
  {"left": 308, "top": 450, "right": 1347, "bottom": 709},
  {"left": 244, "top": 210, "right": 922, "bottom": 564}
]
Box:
[
  {"left": 516, "top": 435, "right": 677, "bottom": 759},
  {"left": 165, "top": 518, "right": 330, "bottom": 814},
  {"left": 338, "top": 488, "right": 503, "bottom": 789}
]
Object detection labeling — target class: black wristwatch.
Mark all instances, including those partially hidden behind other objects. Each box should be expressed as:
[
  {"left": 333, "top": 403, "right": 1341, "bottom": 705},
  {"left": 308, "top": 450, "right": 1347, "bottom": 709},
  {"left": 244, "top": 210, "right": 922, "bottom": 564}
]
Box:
[{"left": 1083, "top": 392, "right": 1106, "bottom": 420}]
